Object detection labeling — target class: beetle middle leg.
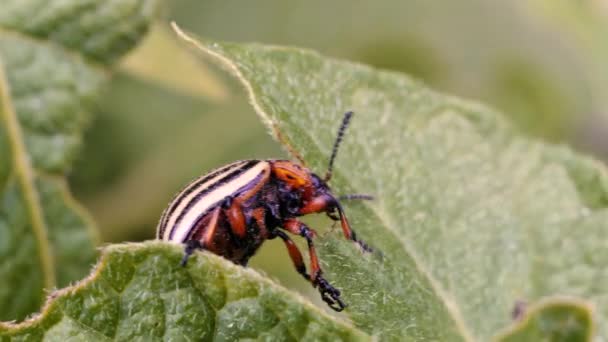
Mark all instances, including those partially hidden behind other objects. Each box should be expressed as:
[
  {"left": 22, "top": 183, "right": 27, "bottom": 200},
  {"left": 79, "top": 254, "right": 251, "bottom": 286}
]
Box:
[
  {"left": 274, "top": 230, "right": 310, "bottom": 281},
  {"left": 283, "top": 218, "right": 346, "bottom": 312},
  {"left": 224, "top": 167, "right": 271, "bottom": 239}
]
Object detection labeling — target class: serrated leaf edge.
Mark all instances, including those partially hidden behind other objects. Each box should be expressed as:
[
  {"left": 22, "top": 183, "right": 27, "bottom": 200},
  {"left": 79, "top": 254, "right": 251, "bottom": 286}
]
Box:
[{"left": 0, "top": 242, "right": 370, "bottom": 340}]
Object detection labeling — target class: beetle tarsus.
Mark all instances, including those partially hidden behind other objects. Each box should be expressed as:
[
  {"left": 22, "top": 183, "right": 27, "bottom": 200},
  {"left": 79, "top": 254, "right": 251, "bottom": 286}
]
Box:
[
  {"left": 326, "top": 210, "right": 340, "bottom": 221},
  {"left": 356, "top": 239, "right": 374, "bottom": 253},
  {"left": 315, "top": 273, "right": 346, "bottom": 312},
  {"left": 181, "top": 240, "right": 203, "bottom": 267},
  {"left": 348, "top": 229, "right": 374, "bottom": 253}
]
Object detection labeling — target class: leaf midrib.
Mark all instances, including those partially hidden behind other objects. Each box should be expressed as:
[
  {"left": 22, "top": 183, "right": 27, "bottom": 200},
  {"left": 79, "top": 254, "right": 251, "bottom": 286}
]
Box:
[{"left": 0, "top": 59, "right": 56, "bottom": 290}]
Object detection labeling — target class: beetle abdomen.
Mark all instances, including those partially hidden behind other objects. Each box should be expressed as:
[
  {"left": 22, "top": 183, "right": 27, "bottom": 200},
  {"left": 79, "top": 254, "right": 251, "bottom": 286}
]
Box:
[{"left": 157, "top": 159, "right": 270, "bottom": 242}]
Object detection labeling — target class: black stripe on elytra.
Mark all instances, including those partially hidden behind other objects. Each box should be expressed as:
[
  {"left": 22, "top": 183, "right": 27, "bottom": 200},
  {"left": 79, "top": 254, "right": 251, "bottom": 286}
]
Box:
[
  {"left": 168, "top": 160, "right": 262, "bottom": 240},
  {"left": 161, "top": 161, "right": 246, "bottom": 227},
  {"left": 183, "top": 167, "right": 269, "bottom": 243},
  {"left": 157, "top": 160, "right": 254, "bottom": 238},
  {"left": 158, "top": 162, "right": 241, "bottom": 238}
]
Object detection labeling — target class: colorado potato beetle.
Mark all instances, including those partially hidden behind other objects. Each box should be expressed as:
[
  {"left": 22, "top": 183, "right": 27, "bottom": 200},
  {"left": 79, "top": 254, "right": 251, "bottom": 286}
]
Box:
[{"left": 157, "top": 112, "right": 373, "bottom": 311}]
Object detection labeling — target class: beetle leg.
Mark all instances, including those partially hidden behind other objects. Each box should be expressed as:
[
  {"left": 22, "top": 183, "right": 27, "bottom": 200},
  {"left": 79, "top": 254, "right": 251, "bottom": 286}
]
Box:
[
  {"left": 251, "top": 207, "right": 269, "bottom": 238},
  {"left": 316, "top": 275, "right": 346, "bottom": 312},
  {"left": 181, "top": 206, "right": 220, "bottom": 266},
  {"left": 336, "top": 202, "right": 373, "bottom": 253},
  {"left": 298, "top": 194, "right": 332, "bottom": 215},
  {"left": 224, "top": 168, "right": 271, "bottom": 238},
  {"left": 275, "top": 230, "right": 310, "bottom": 281},
  {"left": 181, "top": 240, "right": 203, "bottom": 267},
  {"left": 283, "top": 218, "right": 346, "bottom": 312},
  {"left": 283, "top": 219, "right": 319, "bottom": 279},
  {"left": 224, "top": 199, "right": 247, "bottom": 238},
  {"left": 326, "top": 206, "right": 340, "bottom": 221},
  {"left": 300, "top": 195, "right": 373, "bottom": 253}
]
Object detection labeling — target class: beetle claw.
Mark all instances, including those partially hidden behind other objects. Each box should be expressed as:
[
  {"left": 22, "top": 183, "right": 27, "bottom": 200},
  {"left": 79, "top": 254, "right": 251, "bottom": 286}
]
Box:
[
  {"left": 326, "top": 210, "right": 340, "bottom": 221},
  {"left": 315, "top": 274, "right": 346, "bottom": 312},
  {"left": 181, "top": 240, "right": 204, "bottom": 267}
]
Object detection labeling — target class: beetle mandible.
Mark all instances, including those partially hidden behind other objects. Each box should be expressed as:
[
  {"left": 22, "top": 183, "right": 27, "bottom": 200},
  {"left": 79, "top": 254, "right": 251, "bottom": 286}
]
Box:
[{"left": 157, "top": 111, "right": 374, "bottom": 311}]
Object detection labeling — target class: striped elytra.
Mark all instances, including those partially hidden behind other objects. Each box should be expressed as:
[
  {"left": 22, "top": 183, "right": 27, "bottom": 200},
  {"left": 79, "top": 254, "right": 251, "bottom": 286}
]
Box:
[
  {"left": 156, "top": 111, "right": 375, "bottom": 312},
  {"left": 157, "top": 160, "right": 268, "bottom": 242}
]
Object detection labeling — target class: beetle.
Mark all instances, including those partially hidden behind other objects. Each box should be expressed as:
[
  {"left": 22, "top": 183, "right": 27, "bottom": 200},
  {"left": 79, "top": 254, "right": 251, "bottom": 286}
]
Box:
[{"left": 157, "top": 111, "right": 373, "bottom": 311}]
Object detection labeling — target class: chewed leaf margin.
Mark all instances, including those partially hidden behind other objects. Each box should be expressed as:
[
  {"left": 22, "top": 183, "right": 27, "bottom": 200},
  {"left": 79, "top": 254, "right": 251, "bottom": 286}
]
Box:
[{"left": 496, "top": 297, "right": 595, "bottom": 341}]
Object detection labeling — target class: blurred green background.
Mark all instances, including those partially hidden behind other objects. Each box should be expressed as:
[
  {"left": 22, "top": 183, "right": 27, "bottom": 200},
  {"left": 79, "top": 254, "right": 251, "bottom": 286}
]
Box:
[{"left": 68, "top": 0, "right": 608, "bottom": 306}]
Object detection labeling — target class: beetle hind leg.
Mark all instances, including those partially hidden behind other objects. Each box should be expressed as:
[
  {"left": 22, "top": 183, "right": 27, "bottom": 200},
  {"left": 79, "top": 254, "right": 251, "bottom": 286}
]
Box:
[
  {"left": 181, "top": 240, "right": 203, "bottom": 266},
  {"left": 180, "top": 206, "right": 221, "bottom": 266}
]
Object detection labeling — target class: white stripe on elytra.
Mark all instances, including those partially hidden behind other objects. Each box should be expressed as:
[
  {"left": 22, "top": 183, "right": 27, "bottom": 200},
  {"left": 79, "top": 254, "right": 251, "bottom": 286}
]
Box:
[
  {"left": 162, "top": 161, "right": 249, "bottom": 240},
  {"left": 168, "top": 161, "right": 270, "bottom": 242}
]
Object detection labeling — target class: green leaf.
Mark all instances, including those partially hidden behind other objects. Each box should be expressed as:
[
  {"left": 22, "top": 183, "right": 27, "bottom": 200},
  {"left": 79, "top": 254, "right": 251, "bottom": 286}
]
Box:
[
  {"left": 0, "top": 0, "right": 160, "bottom": 321},
  {"left": 0, "top": 242, "right": 369, "bottom": 341},
  {"left": 173, "top": 24, "right": 607, "bottom": 340},
  {"left": 496, "top": 298, "right": 594, "bottom": 342}
]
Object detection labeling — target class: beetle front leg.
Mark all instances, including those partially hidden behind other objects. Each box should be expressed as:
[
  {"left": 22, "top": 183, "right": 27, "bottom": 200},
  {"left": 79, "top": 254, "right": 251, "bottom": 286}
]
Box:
[
  {"left": 335, "top": 202, "right": 373, "bottom": 253},
  {"left": 283, "top": 218, "right": 346, "bottom": 312},
  {"left": 299, "top": 195, "right": 373, "bottom": 253}
]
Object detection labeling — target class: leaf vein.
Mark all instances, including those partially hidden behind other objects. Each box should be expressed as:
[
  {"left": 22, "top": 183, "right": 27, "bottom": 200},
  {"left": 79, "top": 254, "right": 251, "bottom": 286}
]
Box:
[{"left": 0, "top": 58, "right": 56, "bottom": 291}]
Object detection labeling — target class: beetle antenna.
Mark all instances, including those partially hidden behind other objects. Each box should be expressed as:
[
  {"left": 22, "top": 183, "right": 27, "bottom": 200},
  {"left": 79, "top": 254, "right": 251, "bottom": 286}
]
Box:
[
  {"left": 338, "top": 194, "right": 374, "bottom": 201},
  {"left": 325, "top": 111, "right": 353, "bottom": 182}
]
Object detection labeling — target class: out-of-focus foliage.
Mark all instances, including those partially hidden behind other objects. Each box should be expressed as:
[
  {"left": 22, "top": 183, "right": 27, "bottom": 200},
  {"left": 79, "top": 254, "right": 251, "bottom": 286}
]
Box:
[
  {"left": 0, "top": 0, "right": 160, "bottom": 321},
  {"left": 167, "top": 0, "right": 608, "bottom": 145},
  {"left": 120, "top": 24, "right": 230, "bottom": 100}
]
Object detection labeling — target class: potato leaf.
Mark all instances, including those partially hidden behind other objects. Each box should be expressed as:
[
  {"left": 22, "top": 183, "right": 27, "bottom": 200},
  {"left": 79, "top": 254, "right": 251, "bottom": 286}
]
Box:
[
  {"left": 0, "top": 242, "right": 369, "bottom": 341},
  {"left": 174, "top": 24, "right": 606, "bottom": 341}
]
